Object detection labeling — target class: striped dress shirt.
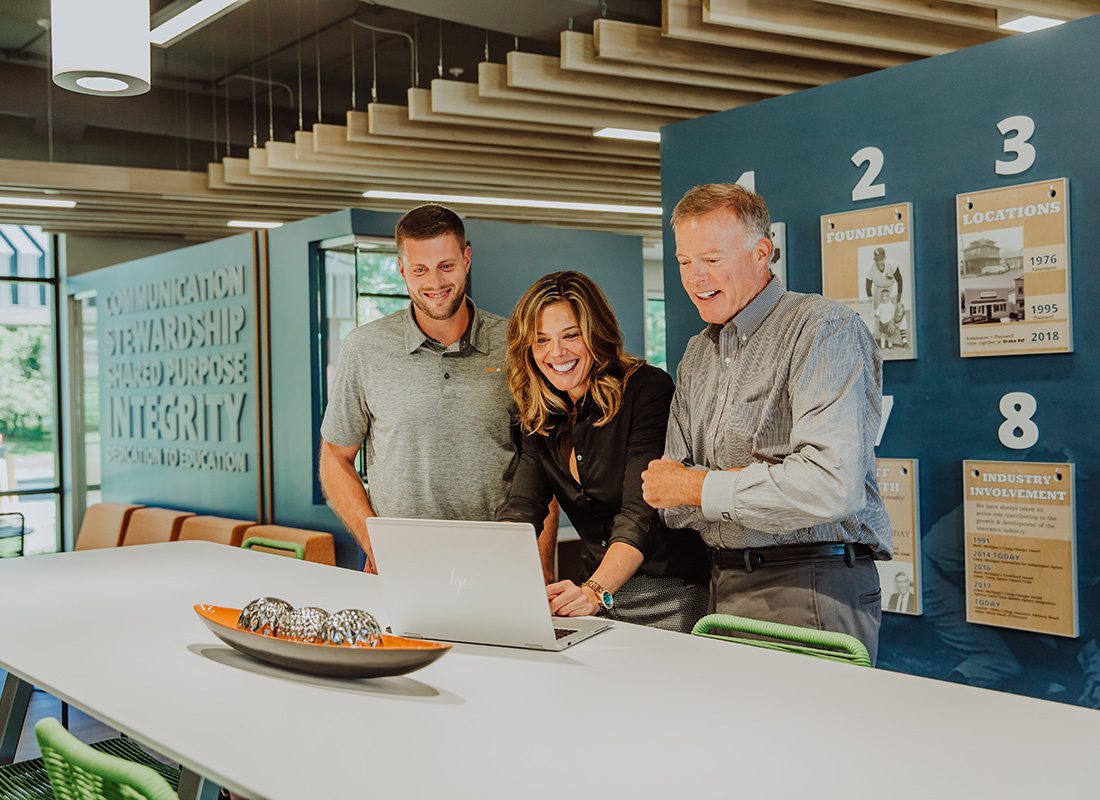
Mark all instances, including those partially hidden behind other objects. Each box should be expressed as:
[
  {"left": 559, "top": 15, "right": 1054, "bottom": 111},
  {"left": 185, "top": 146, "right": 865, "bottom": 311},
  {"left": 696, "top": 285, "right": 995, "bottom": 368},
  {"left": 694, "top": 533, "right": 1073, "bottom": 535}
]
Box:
[{"left": 661, "top": 278, "right": 893, "bottom": 558}]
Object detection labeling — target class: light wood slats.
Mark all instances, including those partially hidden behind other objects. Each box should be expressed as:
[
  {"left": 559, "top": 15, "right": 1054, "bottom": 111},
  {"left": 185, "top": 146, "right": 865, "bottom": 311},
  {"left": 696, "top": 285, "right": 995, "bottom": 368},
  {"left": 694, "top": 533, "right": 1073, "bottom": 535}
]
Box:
[
  {"left": 561, "top": 30, "right": 807, "bottom": 95},
  {"left": 408, "top": 88, "right": 592, "bottom": 136},
  {"left": 242, "top": 149, "right": 659, "bottom": 202},
  {"left": 663, "top": 0, "right": 914, "bottom": 68},
  {"left": 269, "top": 139, "right": 659, "bottom": 190},
  {"left": 949, "top": 0, "right": 1098, "bottom": 17},
  {"left": 358, "top": 105, "right": 658, "bottom": 160},
  {"left": 299, "top": 130, "right": 660, "bottom": 181},
  {"left": 813, "top": 0, "right": 997, "bottom": 28},
  {"left": 314, "top": 118, "right": 651, "bottom": 167},
  {"left": 703, "top": 0, "right": 1003, "bottom": 56},
  {"left": 476, "top": 63, "right": 697, "bottom": 118},
  {"left": 430, "top": 78, "right": 682, "bottom": 132},
  {"left": 594, "top": 19, "right": 869, "bottom": 85},
  {"left": 507, "top": 51, "right": 765, "bottom": 112}
]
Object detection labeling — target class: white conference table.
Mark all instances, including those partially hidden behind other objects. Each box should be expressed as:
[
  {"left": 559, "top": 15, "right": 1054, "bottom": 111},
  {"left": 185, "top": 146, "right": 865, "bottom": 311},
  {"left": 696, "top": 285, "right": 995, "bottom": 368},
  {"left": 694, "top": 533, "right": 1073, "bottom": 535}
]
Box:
[{"left": 2, "top": 541, "right": 1099, "bottom": 799}]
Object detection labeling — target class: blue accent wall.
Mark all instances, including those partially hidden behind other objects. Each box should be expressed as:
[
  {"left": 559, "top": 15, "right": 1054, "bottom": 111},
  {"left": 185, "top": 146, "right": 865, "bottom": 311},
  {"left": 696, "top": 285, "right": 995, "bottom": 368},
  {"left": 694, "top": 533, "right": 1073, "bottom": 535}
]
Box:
[
  {"left": 660, "top": 16, "right": 1100, "bottom": 706},
  {"left": 69, "top": 234, "right": 259, "bottom": 520}
]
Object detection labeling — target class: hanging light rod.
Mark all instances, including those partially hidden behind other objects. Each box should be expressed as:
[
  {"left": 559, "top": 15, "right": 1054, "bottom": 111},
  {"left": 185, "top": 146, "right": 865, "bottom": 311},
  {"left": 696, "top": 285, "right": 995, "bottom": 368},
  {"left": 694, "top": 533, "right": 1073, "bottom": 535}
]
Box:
[
  {"left": 363, "top": 190, "right": 661, "bottom": 216},
  {"left": 227, "top": 220, "right": 283, "bottom": 229},
  {"left": 150, "top": 0, "right": 251, "bottom": 47},
  {"left": 593, "top": 127, "right": 661, "bottom": 143},
  {"left": 0, "top": 197, "right": 77, "bottom": 209}
]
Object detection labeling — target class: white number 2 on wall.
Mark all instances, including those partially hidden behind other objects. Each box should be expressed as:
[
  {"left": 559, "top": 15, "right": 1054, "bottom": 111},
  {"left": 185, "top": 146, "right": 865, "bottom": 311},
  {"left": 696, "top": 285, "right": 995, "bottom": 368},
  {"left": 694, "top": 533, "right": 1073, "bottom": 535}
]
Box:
[
  {"left": 735, "top": 170, "right": 756, "bottom": 192},
  {"left": 995, "top": 115, "right": 1036, "bottom": 176},
  {"left": 851, "top": 146, "right": 886, "bottom": 201}
]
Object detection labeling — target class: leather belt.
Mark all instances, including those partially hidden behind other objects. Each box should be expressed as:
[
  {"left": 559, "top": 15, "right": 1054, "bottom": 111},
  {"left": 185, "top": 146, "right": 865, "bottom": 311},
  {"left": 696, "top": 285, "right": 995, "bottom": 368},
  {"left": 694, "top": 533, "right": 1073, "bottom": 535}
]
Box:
[{"left": 708, "top": 542, "right": 873, "bottom": 573}]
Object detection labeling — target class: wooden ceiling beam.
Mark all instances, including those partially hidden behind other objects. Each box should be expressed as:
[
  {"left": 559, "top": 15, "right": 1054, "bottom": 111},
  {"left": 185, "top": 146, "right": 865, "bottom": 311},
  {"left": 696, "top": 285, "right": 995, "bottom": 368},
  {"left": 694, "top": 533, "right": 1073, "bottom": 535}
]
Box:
[
  {"left": 812, "top": 0, "right": 997, "bottom": 28},
  {"left": 508, "top": 51, "right": 765, "bottom": 112},
  {"left": 562, "top": 29, "right": 807, "bottom": 95},
  {"left": 430, "top": 78, "right": 683, "bottom": 132},
  {"left": 594, "top": 19, "right": 869, "bottom": 84},
  {"left": 476, "top": 63, "right": 697, "bottom": 118},
  {"left": 703, "top": 0, "right": 1004, "bottom": 56},
  {"left": 408, "top": 88, "right": 593, "bottom": 136},
  {"left": 948, "top": 0, "right": 1099, "bottom": 18},
  {"left": 357, "top": 105, "right": 657, "bottom": 160},
  {"left": 300, "top": 129, "right": 660, "bottom": 181},
  {"left": 663, "top": 0, "right": 913, "bottom": 68},
  {"left": 265, "top": 140, "right": 659, "bottom": 193}
]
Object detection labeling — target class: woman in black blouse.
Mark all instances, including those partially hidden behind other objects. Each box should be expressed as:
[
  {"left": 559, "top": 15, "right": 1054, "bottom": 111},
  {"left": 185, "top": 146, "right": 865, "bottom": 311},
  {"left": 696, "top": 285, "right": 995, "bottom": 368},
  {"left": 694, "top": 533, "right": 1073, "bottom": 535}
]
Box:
[{"left": 498, "top": 271, "right": 708, "bottom": 633}]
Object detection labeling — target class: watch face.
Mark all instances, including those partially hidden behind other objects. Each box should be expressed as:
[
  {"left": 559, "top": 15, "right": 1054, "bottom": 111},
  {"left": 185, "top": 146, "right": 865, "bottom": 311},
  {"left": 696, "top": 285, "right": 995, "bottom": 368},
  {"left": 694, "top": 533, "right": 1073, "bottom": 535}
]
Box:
[{"left": 601, "top": 591, "right": 614, "bottom": 610}]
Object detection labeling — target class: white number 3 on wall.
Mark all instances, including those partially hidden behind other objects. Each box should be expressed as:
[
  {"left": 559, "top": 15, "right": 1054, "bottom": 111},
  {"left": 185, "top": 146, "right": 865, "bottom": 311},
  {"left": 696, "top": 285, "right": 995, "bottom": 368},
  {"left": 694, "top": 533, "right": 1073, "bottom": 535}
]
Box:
[{"left": 996, "top": 115, "right": 1036, "bottom": 176}]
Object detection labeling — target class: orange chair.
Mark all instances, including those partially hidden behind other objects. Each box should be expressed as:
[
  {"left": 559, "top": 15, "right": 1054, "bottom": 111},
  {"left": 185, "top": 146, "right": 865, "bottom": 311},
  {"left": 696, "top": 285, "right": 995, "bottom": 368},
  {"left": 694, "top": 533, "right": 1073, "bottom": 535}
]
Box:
[
  {"left": 121, "top": 507, "right": 196, "bottom": 546},
  {"left": 178, "top": 515, "right": 255, "bottom": 547},
  {"left": 239, "top": 524, "right": 335, "bottom": 565},
  {"left": 74, "top": 503, "right": 144, "bottom": 550}
]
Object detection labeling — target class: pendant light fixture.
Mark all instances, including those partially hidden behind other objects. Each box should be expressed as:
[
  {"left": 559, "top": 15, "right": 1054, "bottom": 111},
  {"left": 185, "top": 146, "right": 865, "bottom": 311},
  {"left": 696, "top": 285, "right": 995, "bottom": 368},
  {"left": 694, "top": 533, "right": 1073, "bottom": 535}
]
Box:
[{"left": 50, "top": 0, "right": 151, "bottom": 96}]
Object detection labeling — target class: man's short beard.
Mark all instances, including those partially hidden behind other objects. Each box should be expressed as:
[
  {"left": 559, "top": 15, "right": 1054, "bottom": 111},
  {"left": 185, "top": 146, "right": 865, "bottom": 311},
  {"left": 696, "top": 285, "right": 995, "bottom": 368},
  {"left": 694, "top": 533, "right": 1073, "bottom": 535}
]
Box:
[{"left": 412, "top": 284, "right": 467, "bottom": 321}]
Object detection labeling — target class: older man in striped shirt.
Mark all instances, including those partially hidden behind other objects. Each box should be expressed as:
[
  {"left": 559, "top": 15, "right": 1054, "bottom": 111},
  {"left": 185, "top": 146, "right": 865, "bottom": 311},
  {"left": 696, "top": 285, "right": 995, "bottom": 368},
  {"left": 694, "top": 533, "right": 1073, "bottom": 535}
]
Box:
[{"left": 641, "top": 183, "right": 892, "bottom": 663}]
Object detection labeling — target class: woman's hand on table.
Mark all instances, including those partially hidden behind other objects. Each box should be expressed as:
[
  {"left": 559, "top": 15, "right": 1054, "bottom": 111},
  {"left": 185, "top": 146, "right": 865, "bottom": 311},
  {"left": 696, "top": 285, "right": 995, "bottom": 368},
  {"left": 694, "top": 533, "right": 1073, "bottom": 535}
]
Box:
[{"left": 546, "top": 580, "right": 599, "bottom": 617}]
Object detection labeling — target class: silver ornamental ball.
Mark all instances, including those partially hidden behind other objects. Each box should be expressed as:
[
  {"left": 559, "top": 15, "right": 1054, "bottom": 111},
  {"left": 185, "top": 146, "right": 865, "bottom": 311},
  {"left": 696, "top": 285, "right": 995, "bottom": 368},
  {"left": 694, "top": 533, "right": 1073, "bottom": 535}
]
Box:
[
  {"left": 237, "top": 597, "right": 294, "bottom": 636},
  {"left": 276, "top": 606, "right": 330, "bottom": 643},
  {"left": 320, "top": 609, "right": 383, "bottom": 648}
]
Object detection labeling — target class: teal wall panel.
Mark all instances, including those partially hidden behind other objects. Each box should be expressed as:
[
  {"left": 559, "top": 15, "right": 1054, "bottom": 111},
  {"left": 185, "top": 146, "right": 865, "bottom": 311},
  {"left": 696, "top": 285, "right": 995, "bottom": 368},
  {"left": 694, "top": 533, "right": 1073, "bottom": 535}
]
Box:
[
  {"left": 69, "top": 234, "right": 259, "bottom": 520},
  {"left": 660, "top": 16, "right": 1100, "bottom": 706}
]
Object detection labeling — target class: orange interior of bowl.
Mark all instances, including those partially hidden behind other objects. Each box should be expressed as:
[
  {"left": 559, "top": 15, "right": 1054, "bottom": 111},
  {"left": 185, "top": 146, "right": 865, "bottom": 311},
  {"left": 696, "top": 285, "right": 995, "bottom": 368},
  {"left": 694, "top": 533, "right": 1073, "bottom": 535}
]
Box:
[{"left": 194, "top": 604, "right": 450, "bottom": 651}]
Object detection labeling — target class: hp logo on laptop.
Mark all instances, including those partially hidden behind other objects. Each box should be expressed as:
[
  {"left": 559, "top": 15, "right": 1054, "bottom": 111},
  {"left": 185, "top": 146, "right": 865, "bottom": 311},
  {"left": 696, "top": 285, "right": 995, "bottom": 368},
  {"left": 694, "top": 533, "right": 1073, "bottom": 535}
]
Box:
[{"left": 449, "top": 569, "right": 467, "bottom": 593}]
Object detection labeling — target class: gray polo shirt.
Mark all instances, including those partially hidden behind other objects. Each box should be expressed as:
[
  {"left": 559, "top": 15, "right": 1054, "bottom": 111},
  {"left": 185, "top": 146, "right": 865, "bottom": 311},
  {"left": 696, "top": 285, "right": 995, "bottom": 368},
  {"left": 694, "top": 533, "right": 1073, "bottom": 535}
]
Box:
[{"left": 320, "top": 300, "right": 516, "bottom": 521}]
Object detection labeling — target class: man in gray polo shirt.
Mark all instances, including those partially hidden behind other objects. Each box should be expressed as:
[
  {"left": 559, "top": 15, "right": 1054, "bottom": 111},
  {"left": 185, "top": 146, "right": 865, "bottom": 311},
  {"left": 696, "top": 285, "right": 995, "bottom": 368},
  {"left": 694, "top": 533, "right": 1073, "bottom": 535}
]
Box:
[
  {"left": 319, "top": 204, "right": 537, "bottom": 572},
  {"left": 641, "top": 184, "right": 892, "bottom": 662}
]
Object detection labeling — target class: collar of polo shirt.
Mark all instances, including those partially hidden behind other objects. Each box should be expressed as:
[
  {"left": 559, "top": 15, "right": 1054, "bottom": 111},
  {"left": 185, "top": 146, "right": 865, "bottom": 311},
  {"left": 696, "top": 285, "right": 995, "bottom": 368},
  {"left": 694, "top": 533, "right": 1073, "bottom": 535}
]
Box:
[{"left": 403, "top": 298, "right": 491, "bottom": 355}]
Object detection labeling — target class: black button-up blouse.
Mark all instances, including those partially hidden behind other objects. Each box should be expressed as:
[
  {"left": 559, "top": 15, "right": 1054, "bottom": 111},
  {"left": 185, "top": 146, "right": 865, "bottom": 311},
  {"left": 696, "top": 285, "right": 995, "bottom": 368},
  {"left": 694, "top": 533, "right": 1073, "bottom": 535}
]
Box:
[{"left": 498, "top": 363, "right": 708, "bottom": 584}]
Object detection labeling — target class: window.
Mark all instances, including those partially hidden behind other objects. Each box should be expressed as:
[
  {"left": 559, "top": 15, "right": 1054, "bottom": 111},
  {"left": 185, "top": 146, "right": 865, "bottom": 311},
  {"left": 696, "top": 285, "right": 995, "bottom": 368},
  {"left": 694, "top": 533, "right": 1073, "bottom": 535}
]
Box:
[
  {"left": 0, "top": 224, "right": 61, "bottom": 556},
  {"left": 645, "top": 294, "right": 667, "bottom": 373},
  {"left": 317, "top": 237, "right": 406, "bottom": 490}
]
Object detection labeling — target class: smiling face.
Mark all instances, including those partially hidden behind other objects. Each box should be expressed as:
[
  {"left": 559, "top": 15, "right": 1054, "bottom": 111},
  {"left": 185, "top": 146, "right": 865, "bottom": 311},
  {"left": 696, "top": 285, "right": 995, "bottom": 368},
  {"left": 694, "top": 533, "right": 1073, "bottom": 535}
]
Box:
[
  {"left": 674, "top": 208, "right": 773, "bottom": 325},
  {"left": 532, "top": 300, "right": 593, "bottom": 402},
  {"left": 398, "top": 233, "right": 470, "bottom": 321}
]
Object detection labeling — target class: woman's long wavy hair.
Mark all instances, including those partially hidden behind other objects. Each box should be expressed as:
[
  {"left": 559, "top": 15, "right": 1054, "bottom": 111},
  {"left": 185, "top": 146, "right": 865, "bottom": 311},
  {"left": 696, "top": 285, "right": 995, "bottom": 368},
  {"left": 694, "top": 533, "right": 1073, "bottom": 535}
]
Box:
[{"left": 507, "top": 271, "right": 643, "bottom": 436}]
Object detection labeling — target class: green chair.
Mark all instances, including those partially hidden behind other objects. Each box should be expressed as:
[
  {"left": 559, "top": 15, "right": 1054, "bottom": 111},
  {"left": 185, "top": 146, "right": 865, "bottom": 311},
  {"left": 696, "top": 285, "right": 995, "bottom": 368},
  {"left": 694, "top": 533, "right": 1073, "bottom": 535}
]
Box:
[
  {"left": 0, "top": 719, "right": 181, "bottom": 800},
  {"left": 691, "top": 613, "right": 872, "bottom": 667},
  {"left": 34, "top": 718, "right": 178, "bottom": 800},
  {"left": 241, "top": 536, "right": 305, "bottom": 560}
]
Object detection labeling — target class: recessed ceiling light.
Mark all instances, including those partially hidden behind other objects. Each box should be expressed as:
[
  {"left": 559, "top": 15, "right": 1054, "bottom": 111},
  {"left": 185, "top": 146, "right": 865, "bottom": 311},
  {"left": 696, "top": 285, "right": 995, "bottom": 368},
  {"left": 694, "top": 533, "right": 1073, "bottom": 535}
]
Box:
[
  {"left": 150, "top": 0, "right": 250, "bottom": 47},
  {"left": 363, "top": 190, "right": 661, "bottom": 216},
  {"left": 0, "top": 197, "right": 77, "bottom": 209},
  {"left": 227, "top": 220, "right": 283, "bottom": 229},
  {"left": 593, "top": 127, "right": 661, "bottom": 143},
  {"left": 997, "top": 10, "right": 1066, "bottom": 32}
]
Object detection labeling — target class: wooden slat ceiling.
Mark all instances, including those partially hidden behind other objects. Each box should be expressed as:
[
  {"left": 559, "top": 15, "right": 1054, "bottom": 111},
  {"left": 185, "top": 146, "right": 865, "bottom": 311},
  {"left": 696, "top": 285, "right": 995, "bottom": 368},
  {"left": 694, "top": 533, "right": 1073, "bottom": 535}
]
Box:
[{"left": 4, "top": 0, "right": 1090, "bottom": 246}]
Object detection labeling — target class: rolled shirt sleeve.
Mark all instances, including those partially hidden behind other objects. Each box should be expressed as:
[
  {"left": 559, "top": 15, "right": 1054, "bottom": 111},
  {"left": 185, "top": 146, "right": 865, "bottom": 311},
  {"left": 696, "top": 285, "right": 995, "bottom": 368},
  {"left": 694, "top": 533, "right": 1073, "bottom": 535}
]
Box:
[{"left": 699, "top": 315, "right": 879, "bottom": 532}]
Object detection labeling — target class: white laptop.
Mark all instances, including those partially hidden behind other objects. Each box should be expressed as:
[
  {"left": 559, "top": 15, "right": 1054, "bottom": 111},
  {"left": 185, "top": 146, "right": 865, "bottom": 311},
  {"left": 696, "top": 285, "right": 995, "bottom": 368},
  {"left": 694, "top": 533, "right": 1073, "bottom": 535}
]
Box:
[{"left": 369, "top": 518, "right": 611, "bottom": 651}]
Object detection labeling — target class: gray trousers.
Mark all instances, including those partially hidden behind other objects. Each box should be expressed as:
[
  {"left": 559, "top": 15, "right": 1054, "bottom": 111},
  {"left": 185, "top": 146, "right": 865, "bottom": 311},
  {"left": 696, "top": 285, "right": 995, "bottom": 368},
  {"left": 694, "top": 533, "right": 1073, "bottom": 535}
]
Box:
[{"left": 710, "top": 557, "right": 882, "bottom": 665}]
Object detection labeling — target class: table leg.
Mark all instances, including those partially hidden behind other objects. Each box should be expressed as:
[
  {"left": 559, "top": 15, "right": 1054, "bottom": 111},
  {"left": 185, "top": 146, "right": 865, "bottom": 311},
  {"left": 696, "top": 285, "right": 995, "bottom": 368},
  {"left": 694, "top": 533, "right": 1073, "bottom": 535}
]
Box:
[{"left": 0, "top": 672, "right": 32, "bottom": 766}]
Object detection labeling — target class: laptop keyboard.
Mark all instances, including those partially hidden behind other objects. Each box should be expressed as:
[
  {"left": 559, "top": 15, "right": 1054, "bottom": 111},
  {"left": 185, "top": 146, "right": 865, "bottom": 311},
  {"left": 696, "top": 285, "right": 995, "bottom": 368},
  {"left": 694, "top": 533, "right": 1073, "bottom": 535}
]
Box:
[{"left": 554, "top": 627, "right": 578, "bottom": 640}]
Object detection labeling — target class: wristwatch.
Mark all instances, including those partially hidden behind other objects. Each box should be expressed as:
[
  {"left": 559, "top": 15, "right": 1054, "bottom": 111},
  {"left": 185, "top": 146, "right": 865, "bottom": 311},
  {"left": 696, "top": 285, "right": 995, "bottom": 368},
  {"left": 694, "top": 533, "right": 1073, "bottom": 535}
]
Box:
[{"left": 583, "top": 579, "right": 614, "bottom": 612}]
